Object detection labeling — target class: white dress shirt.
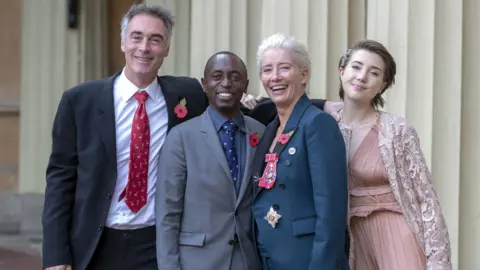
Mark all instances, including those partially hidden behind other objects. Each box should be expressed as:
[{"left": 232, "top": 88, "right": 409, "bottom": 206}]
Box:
[{"left": 105, "top": 70, "right": 168, "bottom": 229}]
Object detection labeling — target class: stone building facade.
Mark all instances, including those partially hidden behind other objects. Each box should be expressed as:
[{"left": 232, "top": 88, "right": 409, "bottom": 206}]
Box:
[{"left": 0, "top": 0, "right": 479, "bottom": 268}]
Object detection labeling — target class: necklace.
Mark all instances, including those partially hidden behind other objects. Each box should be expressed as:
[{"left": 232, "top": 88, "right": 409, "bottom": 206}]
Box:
[
  {"left": 340, "top": 112, "right": 379, "bottom": 164},
  {"left": 339, "top": 111, "right": 379, "bottom": 130}
]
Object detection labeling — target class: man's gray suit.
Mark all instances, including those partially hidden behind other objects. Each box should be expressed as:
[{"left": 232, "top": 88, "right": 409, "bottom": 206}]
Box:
[{"left": 156, "top": 111, "right": 265, "bottom": 270}]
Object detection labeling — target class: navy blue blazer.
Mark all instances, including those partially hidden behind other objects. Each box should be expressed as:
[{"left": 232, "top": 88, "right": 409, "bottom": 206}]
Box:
[{"left": 252, "top": 95, "right": 349, "bottom": 270}]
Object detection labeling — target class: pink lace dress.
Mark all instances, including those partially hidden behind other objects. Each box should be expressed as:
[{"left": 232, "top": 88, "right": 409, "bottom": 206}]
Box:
[{"left": 348, "top": 122, "right": 426, "bottom": 270}]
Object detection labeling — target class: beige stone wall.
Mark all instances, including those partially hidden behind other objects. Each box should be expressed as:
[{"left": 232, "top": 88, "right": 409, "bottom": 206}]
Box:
[
  {"left": 18, "top": 0, "right": 479, "bottom": 268},
  {"left": 145, "top": 1, "right": 478, "bottom": 268},
  {"left": 0, "top": 0, "right": 22, "bottom": 192},
  {"left": 19, "top": 0, "right": 81, "bottom": 194}
]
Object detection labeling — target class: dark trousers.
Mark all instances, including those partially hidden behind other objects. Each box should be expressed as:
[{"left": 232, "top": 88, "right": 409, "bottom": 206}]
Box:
[{"left": 87, "top": 226, "right": 157, "bottom": 270}]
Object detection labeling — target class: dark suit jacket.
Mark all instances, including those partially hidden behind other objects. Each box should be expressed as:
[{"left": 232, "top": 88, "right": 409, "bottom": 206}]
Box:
[
  {"left": 248, "top": 97, "right": 350, "bottom": 256},
  {"left": 42, "top": 71, "right": 208, "bottom": 269},
  {"left": 248, "top": 97, "right": 326, "bottom": 126},
  {"left": 251, "top": 95, "right": 349, "bottom": 270}
]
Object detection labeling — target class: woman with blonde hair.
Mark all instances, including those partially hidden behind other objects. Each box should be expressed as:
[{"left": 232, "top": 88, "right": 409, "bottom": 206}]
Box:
[{"left": 337, "top": 39, "right": 452, "bottom": 270}]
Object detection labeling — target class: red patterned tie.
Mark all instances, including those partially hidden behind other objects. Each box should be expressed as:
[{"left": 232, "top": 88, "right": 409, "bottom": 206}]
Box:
[{"left": 119, "top": 91, "right": 150, "bottom": 213}]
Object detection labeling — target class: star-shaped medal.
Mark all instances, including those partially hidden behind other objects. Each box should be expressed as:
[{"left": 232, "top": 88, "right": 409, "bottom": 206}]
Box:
[{"left": 264, "top": 206, "right": 282, "bottom": 228}]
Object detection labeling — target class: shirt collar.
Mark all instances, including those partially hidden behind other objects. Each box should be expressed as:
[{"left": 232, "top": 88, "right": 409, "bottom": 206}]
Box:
[
  {"left": 117, "top": 69, "right": 161, "bottom": 103},
  {"left": 207, "top": 106, "right": 245, "bottom": 133}
]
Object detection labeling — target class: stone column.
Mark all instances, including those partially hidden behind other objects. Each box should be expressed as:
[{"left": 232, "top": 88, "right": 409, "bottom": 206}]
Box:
[
  {"left": 430, "top": 1, "right": 463, "bottom": 267},
  {"left": 459, "top": 1, "right": 480, "bottom": 268},
  {"left": 146, "top": 0, "right": 192, "bottom": 76},
  {"left": 189, "top": 0, "right": 248, "bottom": 80},
  {"left": 19, "top": 0, "right": 81, "bottom": 194},
  {"left": 18, "top": 0, "right": 81, "bottom": 234},
  {"left": 366, "top": 0, "right": 463, "bottom": 267},
  {"left": 79, "top": 0, "right": 109, "bottom": 81}
]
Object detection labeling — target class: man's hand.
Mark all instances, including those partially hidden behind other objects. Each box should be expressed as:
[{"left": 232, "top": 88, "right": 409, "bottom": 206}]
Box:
[
  {"left": 45, "top": 265, "right": 72, "bottom": 270},
  {"left": 241, "top": 93, "right": 259, "bottom": 110},
  {"left": 323, "top": 101, "right": 343, "bottom": 122}
]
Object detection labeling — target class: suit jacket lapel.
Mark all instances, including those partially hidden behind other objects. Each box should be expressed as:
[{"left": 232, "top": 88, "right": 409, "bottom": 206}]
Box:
[
  {"left": 200, "top": 113, "right": 237, "bottom": 197},
  {"left": 96, "top": 72, "right": 120, "bottom": 169},
  {"left": 158, "top": 76, "right": 184, "bottom": 131},
  {"left": 274, "top": 94, "right": 311, "bottom": 156},
  {"left": 252, "top": 118, "right": 279, "bottom": 199},
  {"left": 253, "top": 95, "right": 312, "bottom": 198},
  {"left": 235, "top": 122, "right": 255, "bottom": 208}
]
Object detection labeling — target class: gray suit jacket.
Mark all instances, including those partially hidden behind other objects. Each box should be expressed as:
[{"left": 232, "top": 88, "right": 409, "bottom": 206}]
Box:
[{"left": 156, "top": 112, "right": 265, "bottom": 270}]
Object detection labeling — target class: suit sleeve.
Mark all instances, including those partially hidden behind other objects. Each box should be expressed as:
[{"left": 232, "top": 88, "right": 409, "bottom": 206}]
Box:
[
  {"left": 42, "top": 92, "right": 77, "bottom": 267},
  {"left": 156, "top": 127, "right": 187, "bottom": 270},
  {"left": 306, "top": 113, "right": 348, "bottom": 269},
  {"left": 311, "top": 99, "right": 326, "bottom": 111}
]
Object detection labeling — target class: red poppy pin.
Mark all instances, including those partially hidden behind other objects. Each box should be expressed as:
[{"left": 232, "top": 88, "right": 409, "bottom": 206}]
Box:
[
  {"left": 174, "top": 97, "right": 188, "bottom": 119},
  {"left": 278, "top": 130, "right": 295, "bottom": 145},
  {"left": 249, "top": 133, "right": 262, "bottom": 147}
]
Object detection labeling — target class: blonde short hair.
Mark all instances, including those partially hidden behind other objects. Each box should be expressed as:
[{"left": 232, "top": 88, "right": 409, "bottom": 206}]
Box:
[{"left": 256, "top": 33, "right": 311, "bottom": 76}]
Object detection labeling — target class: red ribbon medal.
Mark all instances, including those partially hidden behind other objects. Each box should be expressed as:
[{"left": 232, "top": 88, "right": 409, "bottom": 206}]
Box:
[{"left": 258, "top": 153, "right": 279, "bottom": 189}]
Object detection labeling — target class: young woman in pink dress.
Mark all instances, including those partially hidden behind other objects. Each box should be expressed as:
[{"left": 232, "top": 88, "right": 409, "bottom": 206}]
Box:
[{"left": 337, "top": 39, "right": 452, "bottom": 270}]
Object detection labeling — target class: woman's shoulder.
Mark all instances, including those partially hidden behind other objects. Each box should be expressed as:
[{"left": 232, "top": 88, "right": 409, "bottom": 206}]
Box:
[
  {"left": 378, "top": 111, "right": 417, "bottom": 136},
  {"left": 305, "top": 104, "right": 336, "bottom": 122},
  {"left": 379, "top": 111, "right": 405, "bottom": 123}
]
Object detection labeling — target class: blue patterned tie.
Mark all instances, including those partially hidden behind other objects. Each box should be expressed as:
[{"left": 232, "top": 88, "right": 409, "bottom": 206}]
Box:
[{"left": 221, "top": 121, "right": 239, "bottom": 185}]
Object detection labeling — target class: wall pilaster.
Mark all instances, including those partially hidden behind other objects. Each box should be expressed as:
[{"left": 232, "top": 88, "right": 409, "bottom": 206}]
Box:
[
  {"left": 146, "top": 0, "right": 192, "bottom": 76},
  {"left": 189, "top": 0, "right": 248, "bottom": 81},
  {"left": 459, "top": 0, "right": 480, "bottom": 268},
  {"left": 19, "top": 0, "right": 81, "bottom": 194},
  {"left": 366, "top": 1, "right": 463, "bottom": 267}
]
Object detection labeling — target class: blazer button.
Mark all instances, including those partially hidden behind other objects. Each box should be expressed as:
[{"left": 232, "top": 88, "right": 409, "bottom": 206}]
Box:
[
  {"left": 97, "top": 225, "right": 104, "bottom": 232},
  {"left": 106, "top": 193, "right": 112, "bottom": 200},
  {"left": 229, "top": 234, "right": 238, "bottom": 245},
  {"left": 279, "top": 184, "right": 286, "bottom": 190},
  {"left": 284, "top": 160, "right": 291, "bottom": 166},
  {"left": 272, "top": 204, "right": 280, "bottom": 211}
]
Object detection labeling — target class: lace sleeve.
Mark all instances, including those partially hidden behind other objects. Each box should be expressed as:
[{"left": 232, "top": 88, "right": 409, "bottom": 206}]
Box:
[{"left": 402, "top": 124, "right": 452, "bottom": 270}]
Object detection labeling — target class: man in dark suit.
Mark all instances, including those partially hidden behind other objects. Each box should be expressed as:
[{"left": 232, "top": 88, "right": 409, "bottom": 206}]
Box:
[{"left": 42, "top": 3, "right": 208, "bottom": 270}]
